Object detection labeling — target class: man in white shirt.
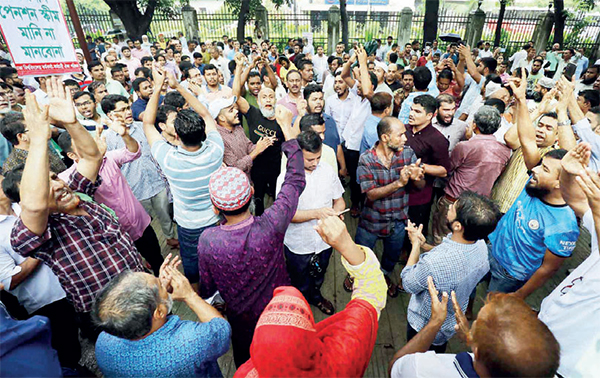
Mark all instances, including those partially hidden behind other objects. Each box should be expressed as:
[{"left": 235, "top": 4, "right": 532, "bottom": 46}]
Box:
[
  {"left": 540, "top": 142, "right": 600, "bottom": 377},
  {"left": 312, "top": 46, "right": 328, "bottom": 83},
  {"left": 209, "top": 47, "right": 231, "bottom": 87},
  {"left": 325, "top": 46, "right": 374, "bottom": 216},
  {"left": 389, "top": 276, "right": 560, "bottom": 378},
  {"left": 575, "top": 64, "right": 599, "bottom": 92},
  {"left": 509, "top": 43, "right": 532, "bottom": 72},
  {"left": 478, "top": 41, "right": 493, "bottom": 59},
  {"left": 276, "top": 130, "right": 345, "bottom": 315}
]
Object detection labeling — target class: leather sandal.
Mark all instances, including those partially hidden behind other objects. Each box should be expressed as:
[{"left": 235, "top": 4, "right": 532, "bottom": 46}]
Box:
[
  {"left": 315, "top": 298, "right": 335, "bottom": 315},
  {"left": 386, "top": 276, "right": 400, "bottom": 298},
  {"left": 343, "top": 273, "right": 354, "bottom": 292}
]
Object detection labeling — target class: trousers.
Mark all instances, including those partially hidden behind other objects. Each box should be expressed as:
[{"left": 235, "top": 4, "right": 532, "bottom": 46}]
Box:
[
  {"left": 343, "top": 146, "right": 362, "bottom": 209},
  {"left": 178, "top": 224, "right": 214, "bottom": 284},
  {"left": 133, "top": 225, "right": 164, "bottom": 276},
  {"left": 355, "top": 221, "right": 406, "bottom": 275},
  {"left": 140, "top": 187, "right": 175, "bottom": 239},
  {"left": 284, "top": 246, "right": 333, "bottom": 305}
]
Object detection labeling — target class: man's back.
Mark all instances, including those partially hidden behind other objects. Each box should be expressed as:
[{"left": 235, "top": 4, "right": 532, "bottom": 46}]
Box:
[{"left": 96, "top": 315, "right": 231, "bottom": 378}]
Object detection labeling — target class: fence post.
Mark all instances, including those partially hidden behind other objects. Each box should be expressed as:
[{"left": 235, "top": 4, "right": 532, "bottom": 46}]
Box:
[
  {"left": 327, "top": 6, "right": 340, "bottom": 55},
  {"left": 532, "top": 11, "right": 554, "bottom": 55},
  {"left": 255, "top": 4, "right": 269, "bottom": 41},
  {"left": 397, "top": 7, "right": 413, "bottom": 48},
  {"left": 465, "top": 7, "right": 486, "bottom": 47},
  {"left": 182, "top": 5, "right": 199, "bottom": 41}
]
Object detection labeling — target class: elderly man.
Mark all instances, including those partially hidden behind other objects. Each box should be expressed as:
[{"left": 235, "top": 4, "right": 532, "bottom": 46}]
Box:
[
  {"left": 197, "top": 106, "right": 301, "bottom": 367},
  {"left": 6, "top": 78, "right": 144, "bottom": 340},
  {"left": 93, "top": 257, "right": 231, "bottom": 377},
  {"left": 389, "top": 279, "right": 560, "bottom": 378},
  {"left": 233, "top": 57, "right": 286, "bottom": 215}
]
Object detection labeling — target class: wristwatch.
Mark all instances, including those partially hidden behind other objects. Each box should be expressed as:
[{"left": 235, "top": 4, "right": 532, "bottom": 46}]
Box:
[{"left": 557, "top": 120, "right": 571, "bottom": 127}]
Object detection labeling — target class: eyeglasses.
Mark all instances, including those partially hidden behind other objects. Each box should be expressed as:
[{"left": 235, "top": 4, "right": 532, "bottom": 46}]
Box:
[
  {"left": 75, "top": 100, "right": 94, "bottom": 107},
  {"left": 113, "top": 106, "right": 132, "bottom": 113}
]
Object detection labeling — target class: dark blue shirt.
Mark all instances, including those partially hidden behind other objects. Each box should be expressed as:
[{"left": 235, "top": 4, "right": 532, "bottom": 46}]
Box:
[{"left": 132, "top": 95, "right": 163, "bottom": 122}]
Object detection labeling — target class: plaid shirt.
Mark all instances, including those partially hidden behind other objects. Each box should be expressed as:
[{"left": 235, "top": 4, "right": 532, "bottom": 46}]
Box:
[
  {"left": 10, "top": 170, "right": 144, "bottom": 313},
  {"left": 357, "top": 143, "right": 416, "bottom": 236}
]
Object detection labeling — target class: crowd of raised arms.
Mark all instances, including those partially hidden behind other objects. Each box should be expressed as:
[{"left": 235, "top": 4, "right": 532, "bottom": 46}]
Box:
[{"left": 0, "top": 31, "right": 599, "bottom": 378}]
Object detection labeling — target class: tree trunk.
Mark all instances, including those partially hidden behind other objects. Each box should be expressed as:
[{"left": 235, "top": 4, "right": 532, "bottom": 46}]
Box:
[
  {"left": 553, "top": 0, "right": 565, "bottom": 45},
  {"left": 423, "top": 0, "right": 439, "bottom": 44},
  {"left": 494, "top": 1, "right": 507, "bottom": 48},
  {"left": 104, "top": 0, "right": 157, "bottom": 40},
  {"left": 340, "top": 0, "right": 348, "bottom": 49},
  {"left": 237, "top": 0, "right": 251, "bottom": 44}
]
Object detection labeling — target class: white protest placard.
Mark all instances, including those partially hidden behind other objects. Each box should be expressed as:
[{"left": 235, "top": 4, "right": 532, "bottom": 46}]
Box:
[
  {"left": 0, "top": 0, "right": 81, "bottom": 76},
  {"left": 302, "top": 32, "right": 313, "bottom": 47}
]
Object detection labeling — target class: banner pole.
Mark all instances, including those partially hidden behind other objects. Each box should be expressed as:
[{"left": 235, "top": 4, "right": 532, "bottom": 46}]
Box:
[{"left": 65, "top": 0, "right": 93, "bottom": 64}]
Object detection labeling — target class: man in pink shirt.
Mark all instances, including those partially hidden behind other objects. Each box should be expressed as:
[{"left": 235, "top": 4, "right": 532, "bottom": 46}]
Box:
[
  {"left": 431, "top": 105, "right": 511, "bottom": 245},
  {"left": 119, "top": 46, "right": 142, "bottom": 82},
  {"left": 131, "top": 38, "right": 151, "bottom": 61},
  {"left": 57, "top": 121, "right": 164, "bottom": 275},
  {"left": 277, "top": 70, "right": 302, "bottom": 117}
]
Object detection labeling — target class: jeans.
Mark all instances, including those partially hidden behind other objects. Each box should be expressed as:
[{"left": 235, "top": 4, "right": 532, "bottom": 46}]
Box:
[
  {"left": 177, "top": 224, "right": 214, "bottom": 284},
  {"left": 140, "top": 187, "right": 175, "bottom": 239},
  {"left": 487, "top": 245, "right": 527, "bottom": 294},
  {"left": 251, "top": 170, "right": 279, "bottom": 216},
  {"left": 343, "top": 146, "right": 362, "bottom": 209},
  {"left": 133, "top": 225, "right": 164, "bottom": 276},
  {"left": 355, "top": 220, "right": 406, "bottom": 275},
  {"left": 284, "top": 246, "right": 333, "bottom": 305}
]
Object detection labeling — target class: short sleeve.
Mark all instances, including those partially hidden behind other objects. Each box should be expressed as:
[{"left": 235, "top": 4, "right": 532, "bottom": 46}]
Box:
[
  {"left": 150, "top": 139, "right": 173, "bottom": 166},
  {"left": 544, "top": 222, "right": 579, "bottom": 257},
  {"left": 391, "top": 354, "right": 419, "bottom": 378},
  {"left": 357, "top": 155, "right": 377, "bottom": 193},
  {"left": 0, "top": 250, "right": 18, "bottom": 289},
  {"left": 332, "top": 173, "right": 345, "bottom": 200}
]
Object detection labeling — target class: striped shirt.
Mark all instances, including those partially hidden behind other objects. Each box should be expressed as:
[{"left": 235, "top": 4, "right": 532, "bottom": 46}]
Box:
[
  {"left": 491, "top": 146, "right": 555, "bottom": 213},
  {"left": 151, "top": 130, "right": 224, "bottom": 229},
  {"left": 357, "top": 143, "right": 416, "bottom": 237}
]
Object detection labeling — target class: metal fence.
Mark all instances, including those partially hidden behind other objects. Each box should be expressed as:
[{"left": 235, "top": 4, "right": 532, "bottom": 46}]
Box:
[{"left": 63, "top": 6, "right": 600, "bottom": 56}]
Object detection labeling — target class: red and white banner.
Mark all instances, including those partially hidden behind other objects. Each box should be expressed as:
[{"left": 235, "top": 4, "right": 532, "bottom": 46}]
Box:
[{"left": 0, "top": 0, "right": 81, "bottom": 76}]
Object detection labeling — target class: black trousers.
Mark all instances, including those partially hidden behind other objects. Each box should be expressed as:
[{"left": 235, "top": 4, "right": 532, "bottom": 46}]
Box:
[
  {"left": 251, "top": 169, "right": 279, "bottom": 216},
  {"left": 32, "top": 298, "right": 81, "bottom": 368},
  {"left": 284, "top": 246, "right": 333, "bottom": 305},
  {"left": 403, "top": 201, "right": 433, "bottom": 251},
  {"left": 407, "top": 322, "right": 447, "bottom": 353},
  {"left": 343, "top": 146, "right": 362, "bottom": 209},
  {"left": 75, "top": 311, "right": 101, "bottom": 342},
  {"left": 134, "top": 225, "right": 164, "bottom": 276}
]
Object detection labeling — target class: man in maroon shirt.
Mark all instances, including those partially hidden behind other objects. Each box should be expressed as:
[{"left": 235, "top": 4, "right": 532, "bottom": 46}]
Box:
[{"left": 404, "top": 94, "right": 450, "bottom": 245}]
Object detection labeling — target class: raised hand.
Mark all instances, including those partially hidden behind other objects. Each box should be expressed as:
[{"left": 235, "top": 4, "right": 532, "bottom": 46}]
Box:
[
  {"left": 508, "top": 73, "right": 527, "bottom": 101},
  {"left": 457, "top": 44, "right": 471, "bottom": 60},
  {"left": 561, "top": 143, "right": 591, "bottom": 175},
  {"left": 23, "top": 90, "right": 50, "bottom": 142},
  {"left": 428, "top": 276, "right": 449, "bottom": 325},
  {"left": 408, "top": 159, "right": 424, "bottom": 181},
  {"left": 314, "top": 215, "right": 353, "bottom": 251},
  {"left": 297, "top": 99, "right": 308, "bottom": 117},
  {"left": 451, "top": 291, "right": 472, "bottom": 344},
  {"left": 275, "top": 105, "right": 298, "bottom": 140},
  {"left": 152, "top": 67, "right": 166, "bottom": 89},
  {"left": 166, "top": 70, "right": 179, "bottom": 90},
  {"left": 406, "top": 219, "right": 425, "bottom": 246},
  {"left": 255, "top": 136, "right": 274, "bottom": 154},
  {"left": 46, "top": 76, "right": 76, "bottom": 125},
  {"left": 576, "top": 168, "right": 600, "bottom": 208},
  {"left": 159, "top": 253, "right": 181, "bottom": 293},
  {"left": 356, "top": 46, "right": 367, "bottom": 64},
  {"left": 94, "top": 125, "right": 107, "bottom": 156},
  {"left": 106, "top": 112, "right": 129, "bottom": 136}
]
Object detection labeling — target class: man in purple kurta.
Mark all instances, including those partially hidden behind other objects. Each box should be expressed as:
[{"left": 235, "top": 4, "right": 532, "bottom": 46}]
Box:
[{"left": 197, "top": 106, "right": 304, "bottom": 367}]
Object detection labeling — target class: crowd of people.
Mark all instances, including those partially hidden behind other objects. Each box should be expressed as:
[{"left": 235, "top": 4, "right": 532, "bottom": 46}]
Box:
[{"left": 0, "top": 31, "right": 599, "bottom": 378}]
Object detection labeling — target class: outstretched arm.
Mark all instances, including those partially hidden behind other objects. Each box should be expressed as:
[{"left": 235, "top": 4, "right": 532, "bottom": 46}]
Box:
[
  {"left": 143, "top": 68, "right": 168, "bottom": 148},
  {"left": 560, "top": 143, "right": 592, "bottom": 218},
  {"left": 232, "top": 54, "right": 250, "bottom": 114},
  {"left": 167, "top": 71, "right": 216, "bottom": 134},
  {"left": 19, "top": 92, "right": 51, "bottom": 236},
  {"left": 356, "top": 46, "right": 374, "bottom": 100},
  {"left": 458, "top": 45, "right": 482, "bottom": 84},
  {"left": 341, "top": 51, "right": 357, "bottom": 89},
  {"left": 509, "top": 74, "right": 541, "bottom": 170}
]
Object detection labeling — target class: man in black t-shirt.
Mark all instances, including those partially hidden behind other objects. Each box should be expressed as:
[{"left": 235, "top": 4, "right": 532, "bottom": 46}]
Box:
[{"left": 233, "top": 55, "right": 285, "bottom": 215}]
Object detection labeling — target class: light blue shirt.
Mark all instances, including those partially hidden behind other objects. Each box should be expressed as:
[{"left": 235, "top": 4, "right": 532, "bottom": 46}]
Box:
[
  {"left": 402, "top": 236, "right": 489, "bottom": 345},
  {"left": 573, "top": 118, "right": 600, "bottom": 172},
  {"left": 96, "top": 315, "right": 231, "bottom": 378},
  {"left": 0, "top": 134, "right": 12, "bottom": 168},
  {"left": 489, "top": 183, "right": 579, "bottom": 281},
  {"left": 360, "top": 114, "right": 382, "bottom": 155},
  {"left": 398, "top": 87, "right": 440, "bottom": 125},
  {"left": 151, "top": 130, "right": 224, "bottom": 229},
  {"left": 104, "top": 122, "right": 166, "bottom": 201},
  {"left": 455, "top": 74, "right": 483, "bottom": 118}
]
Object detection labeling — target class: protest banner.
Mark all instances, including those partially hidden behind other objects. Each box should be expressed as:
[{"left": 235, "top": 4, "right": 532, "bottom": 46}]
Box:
[{"left": 0, "top": 0, "right": 81, "bottom": 76}]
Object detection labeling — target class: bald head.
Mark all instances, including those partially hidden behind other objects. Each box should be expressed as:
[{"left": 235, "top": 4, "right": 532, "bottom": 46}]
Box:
[{"left": 472, "top": 293, "right": 560, "bottom": 377}]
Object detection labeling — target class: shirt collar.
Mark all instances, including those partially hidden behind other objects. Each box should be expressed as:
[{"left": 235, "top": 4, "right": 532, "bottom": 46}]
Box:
[
  {"left": 453, "top": 352, "right": 480, "bottom": 378},
  {"left": 0, "top": 203, "right": 21, "bottom": 223}
]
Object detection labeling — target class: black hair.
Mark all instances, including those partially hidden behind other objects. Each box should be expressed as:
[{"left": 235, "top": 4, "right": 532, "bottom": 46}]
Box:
[
  {"left": 228, "top": 60, "right": 237, "bottom": 75},
  {"left": 155, "top": 104, "right": 178, "bottom": 131},
  {"left": 2, "top": 166, "right": 24, "bottom": 202},
  {"left": 134, "top": 67, "right": 152, "bottom": 79},
  {"left": 438, "top": 69, "right": 453, "bottom": 81},
  {"left": 299, "top": 113, "right": 325, "bottom": 132},
  {"left": 413, "top": 94, "right": 437, "bottom": 114},
  {"left": 132, "top": 77, "right": 150, "bottom": 93},
  {"left": 0, "top": 111, "right": 25, "bottom": 146},
  {"left": 203, "top": 64, "right": 217, "bottom": 74},
  {"left": 164, "top": 91, "right": 186, "bottom": 109},
  {"left": 110, "top": 66, "right": 124, "bottom": 75},
  {"left": 193, "top": 52, "right": 203, "bottom": 59},
  {"left": 370, "top": 92, "right": 392, "bottom": 113},
  {"left": 389, "top": 52, "right": 398, "bottom": 64},
  {"left": 121, "top": 46, "right": 130, "bottom": 52},
  {"left": 140, "top": 56, "right": 153, "bottom": 66},
  {"left": 178, "top": 61, "right": 193, "bottom": 73},
  {"left": 88, "top": 60, "right": 104, "bottom": 71},
  {"left": 73, "top": 91, "right": 95, "bottom": 103},
  {"left": 303, "top": 84, "right": 323, "bottom": 101},
  {"left": 545, "top": 148, "right": 568, "bottom": 161},
  {"left": 181, "top": 66, "right": 199, "bottom": 81},
  {"left": 412, "top": 66, "right": 432, "bottom": 91},
  {"left": 101, "top": 94, "right": 128, "bottom": 114},
  {"left": 454, "top": 191, "right": 501, "bottom": 241},
  {"left": 220, "top": 200, "right": 252, "bottom": 216},
  {"left": 87, "top": 81, "right": 105, "bottom": 95},
  {"left": 0, "top": 67, "right": 17, "bottom": 81},
  {"left": 579, "top": 90, "right": 600, "bottom": 108},
  {"left": 296, "top": 130, "right": 322, "bottom": 153},
  {"left": 402, "top": 69, "right": 414, "bottom": 79},
  {"left": 484, "top": 98, "right": 506, "bottom": 114},
  {"left": 173, "top": 108, "right": 206, "bottom": 147},
  {"left": 480, "top": 57, "right": 498, "bottom": 73},
  {"left": 57, "top": 131, "right": 73, "bottom": 154},
  {"left": 368, "top": 71, "right": 378, "bottom": 89},
  {"left": 63, "top": 79, "right": 80, "bottom": 88},
  {"left": 296, "top": 59, "right": 313, "bottom": 72}
]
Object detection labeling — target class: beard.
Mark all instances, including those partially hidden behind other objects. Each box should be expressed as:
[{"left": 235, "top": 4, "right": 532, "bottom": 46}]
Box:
[
  {"left": 436, "top": 114, "right": 453, "bottom": 126},
  {"left": 582, "top": 76, "right": 597, "bottom": 85},
  {"left": 259, "top": 106, "right": 275, "bottom": 118},
  {"left": 525, "top": 183, "right": 551, "bottom": 199}
]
